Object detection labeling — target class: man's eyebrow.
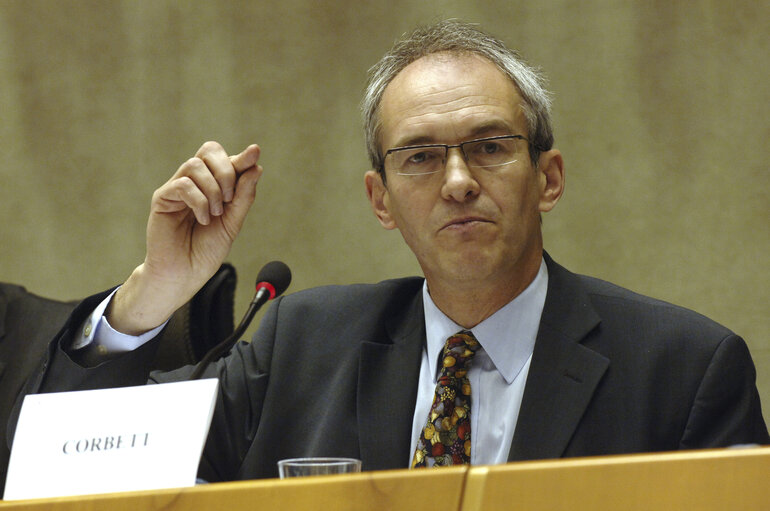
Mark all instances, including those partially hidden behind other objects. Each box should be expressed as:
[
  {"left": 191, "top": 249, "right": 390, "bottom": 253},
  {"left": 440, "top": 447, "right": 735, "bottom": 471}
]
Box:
[
  {"left": 466, "top": 120, "right": 516, "bottom": 137},
  {"left": 389, "top": 134, "right": 438, "bottom": 149},
  {"left": 389, "top": 120, "right": 517, "bottom": 149}
]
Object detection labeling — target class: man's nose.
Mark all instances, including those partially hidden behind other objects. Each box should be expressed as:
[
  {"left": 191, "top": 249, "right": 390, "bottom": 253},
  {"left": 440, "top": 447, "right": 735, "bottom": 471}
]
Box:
[{"left": 441, "top": 147, "right": 480, "bottom": 202}]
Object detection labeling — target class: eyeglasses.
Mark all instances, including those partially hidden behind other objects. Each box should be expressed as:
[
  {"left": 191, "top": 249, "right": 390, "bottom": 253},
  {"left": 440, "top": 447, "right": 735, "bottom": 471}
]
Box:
[{"left": 382, "top": 135, "right": 529, "bottom": 176}]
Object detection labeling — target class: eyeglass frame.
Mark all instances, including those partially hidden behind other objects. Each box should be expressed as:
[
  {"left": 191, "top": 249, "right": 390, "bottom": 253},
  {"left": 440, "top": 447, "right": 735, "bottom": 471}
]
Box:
[{"left": 378, "top": 134, "right": 531, "bottom": 176}]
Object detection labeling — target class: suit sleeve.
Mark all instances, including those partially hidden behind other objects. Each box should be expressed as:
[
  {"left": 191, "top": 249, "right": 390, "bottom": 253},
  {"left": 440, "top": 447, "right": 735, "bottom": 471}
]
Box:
[{"left": 679, "top": 334, "right": 770, "bottom": 448}]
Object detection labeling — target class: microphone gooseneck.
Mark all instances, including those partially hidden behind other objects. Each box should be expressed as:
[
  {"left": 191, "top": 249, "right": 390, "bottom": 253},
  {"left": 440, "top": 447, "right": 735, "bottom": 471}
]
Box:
[{"left": 189, "top": 261, "right": 291, "bottom": 380}]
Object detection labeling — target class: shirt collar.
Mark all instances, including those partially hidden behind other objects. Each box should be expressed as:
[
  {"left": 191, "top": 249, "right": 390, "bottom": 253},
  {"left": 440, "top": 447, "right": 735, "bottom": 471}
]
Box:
[{"left": 422, "top": 258, "right": 548, "bottom": 384}]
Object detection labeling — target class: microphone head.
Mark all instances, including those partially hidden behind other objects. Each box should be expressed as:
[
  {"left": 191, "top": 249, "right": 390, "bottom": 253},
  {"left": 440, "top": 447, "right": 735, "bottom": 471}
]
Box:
[{"left": 255, "top": 260, "right": 292, "bottom": 300}]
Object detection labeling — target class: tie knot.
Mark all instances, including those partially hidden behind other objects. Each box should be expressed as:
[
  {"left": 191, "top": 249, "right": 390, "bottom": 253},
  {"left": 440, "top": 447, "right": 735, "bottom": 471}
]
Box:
[{"left": 441, "top": 330, "right": 480, "bottom": 372}]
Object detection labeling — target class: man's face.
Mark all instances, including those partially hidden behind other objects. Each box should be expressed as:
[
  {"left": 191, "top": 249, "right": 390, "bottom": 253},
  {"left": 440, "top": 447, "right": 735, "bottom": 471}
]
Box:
[{"left": 365, "top": 53, "right": 562, "bottom": 294}]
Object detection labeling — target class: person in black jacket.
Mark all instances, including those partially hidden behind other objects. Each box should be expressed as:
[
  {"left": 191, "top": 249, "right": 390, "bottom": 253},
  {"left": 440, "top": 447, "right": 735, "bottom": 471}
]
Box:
[{"left": 0, "top": 283, "right": 75, "bottom": 494}]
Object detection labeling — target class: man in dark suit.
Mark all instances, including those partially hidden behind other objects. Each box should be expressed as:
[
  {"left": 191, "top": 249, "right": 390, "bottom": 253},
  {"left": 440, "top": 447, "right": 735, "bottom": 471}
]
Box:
[
  {"left": 10, "top": 20, "right": 768, "bottom": 482},
  {"left": 0, "top": 284, "right": 76, "bottom": 495}
]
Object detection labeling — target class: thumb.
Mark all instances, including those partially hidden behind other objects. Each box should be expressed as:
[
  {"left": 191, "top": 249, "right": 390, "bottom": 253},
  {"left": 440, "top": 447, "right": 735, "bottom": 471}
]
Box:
[
  {"left": 224, "top": 165, "right": 263, "bottom": 232},
  {"left": 230, "top": 144, "right": 261, "bottom": 173}
]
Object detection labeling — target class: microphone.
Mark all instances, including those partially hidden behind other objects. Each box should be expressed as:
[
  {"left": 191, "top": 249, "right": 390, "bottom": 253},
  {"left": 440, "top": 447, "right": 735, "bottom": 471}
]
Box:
[{"left": 189, "top": 261, "right": 291, "bottom": 380}]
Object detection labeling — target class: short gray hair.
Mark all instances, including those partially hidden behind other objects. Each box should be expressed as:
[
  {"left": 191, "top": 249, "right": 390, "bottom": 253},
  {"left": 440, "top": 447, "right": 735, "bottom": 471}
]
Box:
[{"left": 362, "top": 20, "right": 554, "bottom": 177}]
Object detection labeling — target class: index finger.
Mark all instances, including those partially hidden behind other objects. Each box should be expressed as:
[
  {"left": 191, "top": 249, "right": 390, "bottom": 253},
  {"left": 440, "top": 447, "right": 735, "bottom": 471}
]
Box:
[{"left": 195, "top": 141, "right": 237, "bottom": 204}]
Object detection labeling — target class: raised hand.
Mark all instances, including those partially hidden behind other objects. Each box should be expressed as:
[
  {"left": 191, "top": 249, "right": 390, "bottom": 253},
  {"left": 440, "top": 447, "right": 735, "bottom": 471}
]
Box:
[{"left": 107, "top": 142, "right": 263, "bottom": 335}]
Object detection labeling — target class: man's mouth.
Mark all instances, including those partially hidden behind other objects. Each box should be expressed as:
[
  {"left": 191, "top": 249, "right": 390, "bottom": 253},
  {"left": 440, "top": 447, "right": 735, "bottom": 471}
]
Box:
[{"left": 441, "top": 216, "right": 491, "bottom": 231}]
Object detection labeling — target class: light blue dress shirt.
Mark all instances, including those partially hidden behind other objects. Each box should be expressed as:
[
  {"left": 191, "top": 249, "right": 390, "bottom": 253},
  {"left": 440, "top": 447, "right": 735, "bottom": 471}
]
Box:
[{"left": 410, "top": 258, "right": 548, "bottom": 466}]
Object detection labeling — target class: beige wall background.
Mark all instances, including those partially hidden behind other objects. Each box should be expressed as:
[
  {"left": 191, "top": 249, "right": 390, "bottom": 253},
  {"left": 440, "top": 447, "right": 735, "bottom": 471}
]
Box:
[{"left": 1, "top": 1, "right": 768, "bottom": 425}]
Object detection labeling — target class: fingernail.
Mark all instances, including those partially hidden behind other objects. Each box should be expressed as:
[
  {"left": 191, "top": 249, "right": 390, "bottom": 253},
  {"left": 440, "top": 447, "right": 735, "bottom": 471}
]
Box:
[
  {"left": 224, "top": 190, "right": 234, "bottom": 202},
  {"left": 212, "top": 203, "right": 223, "bottom": 216}
]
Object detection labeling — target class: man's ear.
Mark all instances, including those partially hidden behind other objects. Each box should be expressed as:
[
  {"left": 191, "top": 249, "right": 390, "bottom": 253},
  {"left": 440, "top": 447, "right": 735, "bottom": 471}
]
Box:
[
  {"left": 537, "top": 149, "right": 565, "bottom": 213},
  {"left": 365, "top": 170, "right": 397, "bottom": 230}
]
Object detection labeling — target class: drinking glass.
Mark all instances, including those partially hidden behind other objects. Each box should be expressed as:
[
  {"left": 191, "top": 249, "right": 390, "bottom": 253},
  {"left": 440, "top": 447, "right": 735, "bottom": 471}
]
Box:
[{"left": 277, "top": 457, "right": 362, "bottom": 478}]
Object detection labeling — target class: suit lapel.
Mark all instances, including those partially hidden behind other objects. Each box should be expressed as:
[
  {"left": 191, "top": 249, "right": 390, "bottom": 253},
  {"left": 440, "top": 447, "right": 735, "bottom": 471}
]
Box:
[
  {"left": 357, "top": 284, "right": 425, "bottom": 471},
  {"left": 509, "top": 255, "right": 609, "bottom": 461}
]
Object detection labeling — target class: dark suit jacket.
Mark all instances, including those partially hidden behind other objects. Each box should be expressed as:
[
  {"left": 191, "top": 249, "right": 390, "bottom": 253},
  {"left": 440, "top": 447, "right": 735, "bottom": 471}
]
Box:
[
  {"left": 0, "top": 284, "right": 76, "bottom": 495},
  {"left": 10, "top": 255, "right": 769, "bottom": 483}
]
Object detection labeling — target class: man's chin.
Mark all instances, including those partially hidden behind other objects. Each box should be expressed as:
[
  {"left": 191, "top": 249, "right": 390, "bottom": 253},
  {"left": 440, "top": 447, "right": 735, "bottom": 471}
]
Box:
[{"left": 439, "top": 254, "right": 498, "bottom": 283}]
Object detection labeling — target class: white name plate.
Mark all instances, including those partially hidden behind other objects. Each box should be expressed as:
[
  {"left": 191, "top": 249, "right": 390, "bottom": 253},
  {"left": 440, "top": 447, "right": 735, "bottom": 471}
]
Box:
[{"left": 4, "top": 378, "right": 219, "bottom": 500}]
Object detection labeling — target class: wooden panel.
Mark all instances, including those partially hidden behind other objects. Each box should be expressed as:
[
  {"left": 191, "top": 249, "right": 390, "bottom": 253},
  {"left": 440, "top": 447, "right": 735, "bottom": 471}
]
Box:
[
  {"left": 0, "top": 466, "right": 466, "bottom": 511},
  {"left": 461, "top": 447, "right": 770, "bottom": 511}
]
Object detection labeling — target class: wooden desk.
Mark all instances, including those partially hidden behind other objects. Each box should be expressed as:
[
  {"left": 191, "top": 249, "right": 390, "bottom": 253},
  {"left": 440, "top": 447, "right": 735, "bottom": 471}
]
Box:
[{"left": 1, "top": 447, "right": 768, "bottom": 510}]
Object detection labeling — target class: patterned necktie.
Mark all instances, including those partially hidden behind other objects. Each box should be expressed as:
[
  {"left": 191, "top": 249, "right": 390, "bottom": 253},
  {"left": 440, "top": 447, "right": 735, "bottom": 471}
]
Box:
[{"left": 412, "top": 330, "right": 480, "bottom": 467}]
